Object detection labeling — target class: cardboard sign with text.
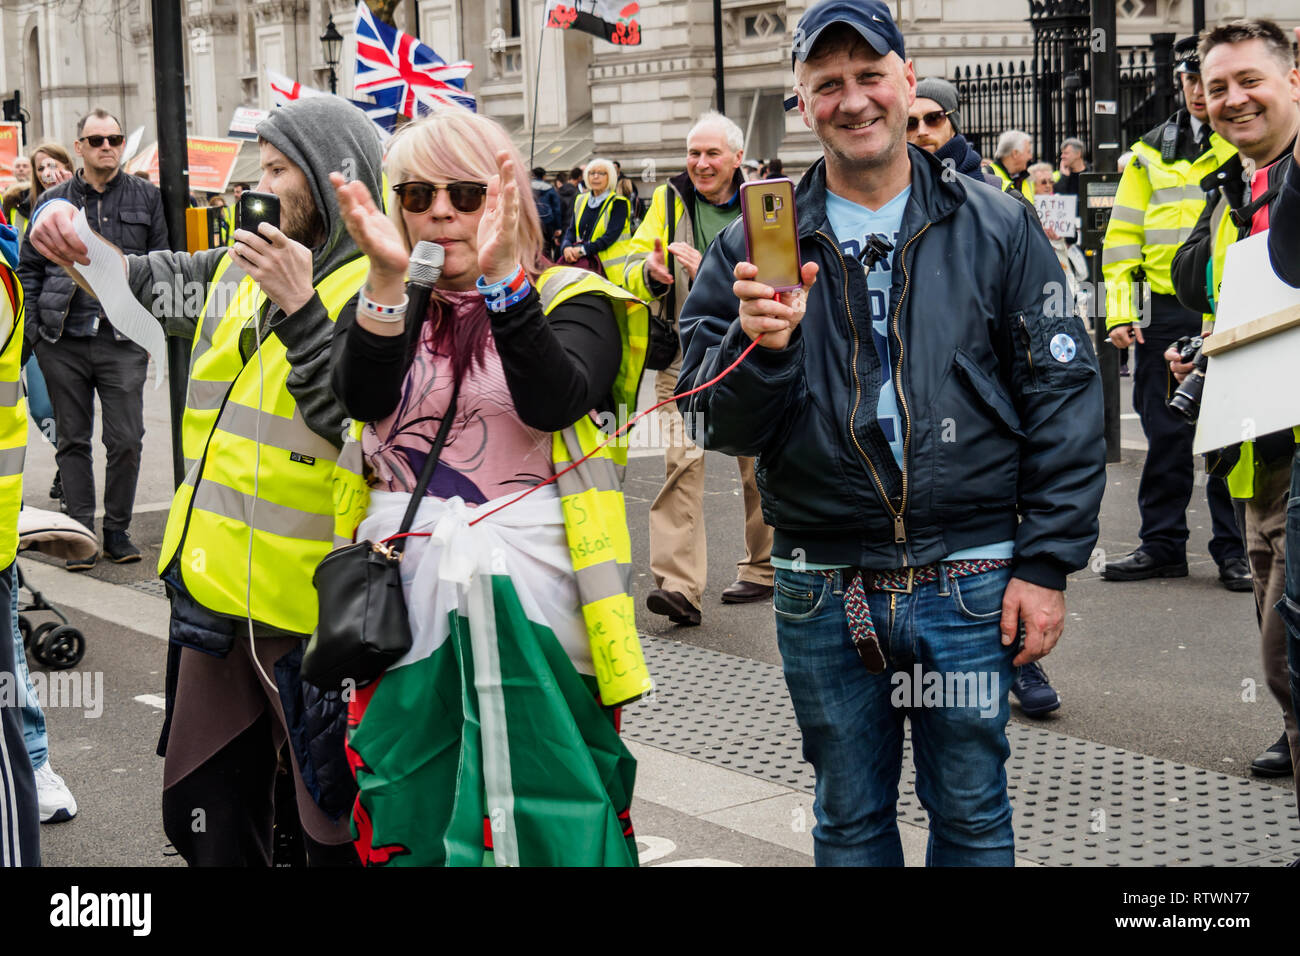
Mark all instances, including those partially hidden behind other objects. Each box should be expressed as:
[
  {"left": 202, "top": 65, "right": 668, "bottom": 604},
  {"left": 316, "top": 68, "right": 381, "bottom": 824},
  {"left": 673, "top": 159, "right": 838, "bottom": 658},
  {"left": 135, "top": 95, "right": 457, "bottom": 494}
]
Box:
[
  {"left": 1034, "top": 193, "right": 1078, "bottom": 239},
  {"left": 1193, "top": 231, "right": 1300, "bottom": 455}
]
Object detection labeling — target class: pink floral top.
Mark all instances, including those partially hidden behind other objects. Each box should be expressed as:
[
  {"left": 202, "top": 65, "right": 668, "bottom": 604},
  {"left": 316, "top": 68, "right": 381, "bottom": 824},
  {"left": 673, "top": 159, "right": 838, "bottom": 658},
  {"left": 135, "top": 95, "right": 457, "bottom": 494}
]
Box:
[{"left": 360, "top": 291, "right": 555, "bottom": 505}]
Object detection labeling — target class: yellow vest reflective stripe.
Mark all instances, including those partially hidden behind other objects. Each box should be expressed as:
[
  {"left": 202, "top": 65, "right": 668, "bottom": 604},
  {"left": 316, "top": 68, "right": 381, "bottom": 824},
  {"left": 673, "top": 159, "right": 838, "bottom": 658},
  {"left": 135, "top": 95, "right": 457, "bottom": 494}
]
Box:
[
  {"left": 539, "top": 266, "right": 650, "bottom": 703},
  {"left": 160, "top": 255, "right": 370, "bottom": 633},
  {"left": 332, "top": 418, "right": 369, "bottom": 547},
  {"left": 0, "top": 268, "right": 24, "bottom": 566},
  {"left": 538, "top": 266, "right": 647, "bottom": 466},
  {"left": 1101, "top": 134, "right": 1237, "bottom": 326},
  {"left": 572, "top": 192, "right": 635, "bottom": 283}
]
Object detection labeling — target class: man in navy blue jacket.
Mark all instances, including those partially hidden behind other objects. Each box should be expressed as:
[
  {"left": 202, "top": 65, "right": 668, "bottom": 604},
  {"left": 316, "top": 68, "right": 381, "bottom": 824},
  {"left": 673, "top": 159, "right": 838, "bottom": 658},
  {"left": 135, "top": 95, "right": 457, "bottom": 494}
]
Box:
[{"left": 676, "top": 0, "right": 1105, "bottom": 865}]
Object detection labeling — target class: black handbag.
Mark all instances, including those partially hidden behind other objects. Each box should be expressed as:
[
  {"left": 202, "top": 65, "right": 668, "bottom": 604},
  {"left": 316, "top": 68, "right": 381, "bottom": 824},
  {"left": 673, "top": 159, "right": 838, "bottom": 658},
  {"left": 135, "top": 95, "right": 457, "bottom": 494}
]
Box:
[
  {"left": 300, "top": 386, "right": 459, "bottom": 693},
  {"left": 644, "top": 188, "right": 681, "bottom": 372}
]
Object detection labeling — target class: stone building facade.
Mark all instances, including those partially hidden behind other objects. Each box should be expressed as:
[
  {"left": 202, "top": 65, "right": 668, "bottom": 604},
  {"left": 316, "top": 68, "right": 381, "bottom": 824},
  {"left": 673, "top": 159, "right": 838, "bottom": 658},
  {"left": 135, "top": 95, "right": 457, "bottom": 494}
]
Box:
[{"left": 0, "top": 0, "right": 1291, "bottom": 178}]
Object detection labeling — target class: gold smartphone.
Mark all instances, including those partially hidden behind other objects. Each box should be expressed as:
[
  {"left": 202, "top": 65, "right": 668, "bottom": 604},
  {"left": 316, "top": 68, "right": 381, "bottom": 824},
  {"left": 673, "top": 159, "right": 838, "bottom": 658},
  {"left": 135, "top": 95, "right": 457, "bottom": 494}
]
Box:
[{"left": 740, "top": 178, "right": 802, "bottom": 292}]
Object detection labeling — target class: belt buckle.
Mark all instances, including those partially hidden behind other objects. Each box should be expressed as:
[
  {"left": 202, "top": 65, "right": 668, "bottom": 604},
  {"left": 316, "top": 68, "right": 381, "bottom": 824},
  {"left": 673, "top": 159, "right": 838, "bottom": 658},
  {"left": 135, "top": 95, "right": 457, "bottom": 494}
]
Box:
[{"left": 878, "top": 567, "right": 915, "bottom": 594}]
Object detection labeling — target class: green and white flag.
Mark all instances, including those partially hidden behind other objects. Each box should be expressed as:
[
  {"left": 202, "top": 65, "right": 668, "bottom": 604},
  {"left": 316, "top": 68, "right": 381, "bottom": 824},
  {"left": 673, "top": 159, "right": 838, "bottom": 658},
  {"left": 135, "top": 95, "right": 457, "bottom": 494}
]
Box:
[{"left": 345, "top": 490, "right": 638, "bottom": 866}]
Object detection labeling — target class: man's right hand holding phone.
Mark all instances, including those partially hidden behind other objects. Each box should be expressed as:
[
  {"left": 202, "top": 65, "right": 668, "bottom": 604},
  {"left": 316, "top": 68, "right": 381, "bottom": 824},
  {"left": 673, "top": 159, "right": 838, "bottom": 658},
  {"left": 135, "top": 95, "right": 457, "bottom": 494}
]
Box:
[{"left": 733, "top": 260, "right": 819, "bottom": 350}]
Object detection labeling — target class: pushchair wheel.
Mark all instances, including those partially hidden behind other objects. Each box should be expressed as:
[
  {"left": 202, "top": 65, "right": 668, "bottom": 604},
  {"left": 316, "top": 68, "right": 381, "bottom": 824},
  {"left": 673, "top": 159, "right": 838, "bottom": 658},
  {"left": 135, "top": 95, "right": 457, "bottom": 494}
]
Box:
[
  {"left": 35, "top": 625, "right": 84, "bottom": 669},
  {"left": 18, "top": 615, "right": 31, "bottom": 649}
]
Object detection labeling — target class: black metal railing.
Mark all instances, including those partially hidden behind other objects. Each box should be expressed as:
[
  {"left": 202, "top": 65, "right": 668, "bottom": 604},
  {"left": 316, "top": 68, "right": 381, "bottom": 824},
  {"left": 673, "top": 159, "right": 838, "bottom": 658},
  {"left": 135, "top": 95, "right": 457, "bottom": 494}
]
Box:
[{"left": 952, "top": 26, "right": 1177, "bottom": 167}]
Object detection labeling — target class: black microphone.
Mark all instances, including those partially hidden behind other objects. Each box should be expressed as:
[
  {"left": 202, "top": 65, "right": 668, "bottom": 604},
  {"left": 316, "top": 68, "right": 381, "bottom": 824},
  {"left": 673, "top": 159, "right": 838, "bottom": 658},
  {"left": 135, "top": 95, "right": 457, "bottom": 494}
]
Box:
[{"left": 404, "top": 240, "right": 444, "bottom": 352}]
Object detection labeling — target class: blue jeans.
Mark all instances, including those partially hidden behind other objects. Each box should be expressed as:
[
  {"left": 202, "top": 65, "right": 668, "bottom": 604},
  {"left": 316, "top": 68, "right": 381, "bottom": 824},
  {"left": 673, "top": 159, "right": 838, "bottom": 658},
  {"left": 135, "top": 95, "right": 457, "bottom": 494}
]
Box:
[
  {"left": 7, "top": 564, "right": 48, "bottom": 769},
  {"left": 1277, "top": 447, "right": 1300, "bottom": 781},
  {"left": 23, "top": 356, "right": 54, "bottom": 443},
  {"left": 774, "top": 564, "right": 1018, "bottom": 866}
]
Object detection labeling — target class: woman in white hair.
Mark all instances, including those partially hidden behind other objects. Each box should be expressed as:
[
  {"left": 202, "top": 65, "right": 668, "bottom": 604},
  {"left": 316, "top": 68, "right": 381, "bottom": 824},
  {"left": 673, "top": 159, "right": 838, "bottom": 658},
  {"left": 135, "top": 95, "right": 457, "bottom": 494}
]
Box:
[{"left": 559, "top": 157, "right": 633, "bottom": 280}]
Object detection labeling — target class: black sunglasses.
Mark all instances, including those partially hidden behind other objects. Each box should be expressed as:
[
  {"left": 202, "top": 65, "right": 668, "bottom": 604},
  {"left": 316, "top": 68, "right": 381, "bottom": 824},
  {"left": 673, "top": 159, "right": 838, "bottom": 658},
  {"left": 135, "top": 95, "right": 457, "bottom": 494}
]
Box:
[
  {"left": 79, "top": 134, "right": 125, "bottom": 148},
  {"left": 906, "top": 110, "right": 953, "bottom": 132},
  {"left": 393, "top": 181, "right": 488, "bottom": 214}
]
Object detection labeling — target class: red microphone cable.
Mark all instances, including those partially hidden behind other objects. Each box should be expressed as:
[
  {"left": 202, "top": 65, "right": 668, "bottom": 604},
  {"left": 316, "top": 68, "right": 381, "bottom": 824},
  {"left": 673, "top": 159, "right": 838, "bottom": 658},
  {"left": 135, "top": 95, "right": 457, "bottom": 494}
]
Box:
[{"left": 380, "top": 299, "right": 785, "bottom": 542}]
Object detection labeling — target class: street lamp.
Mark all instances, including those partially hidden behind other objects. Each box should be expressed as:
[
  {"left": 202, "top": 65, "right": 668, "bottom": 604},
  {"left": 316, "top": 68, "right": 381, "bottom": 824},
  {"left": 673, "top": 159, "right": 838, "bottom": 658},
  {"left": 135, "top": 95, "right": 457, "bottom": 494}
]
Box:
[{"left": 321, "top": 14, "right": 343, "bottom": 95}]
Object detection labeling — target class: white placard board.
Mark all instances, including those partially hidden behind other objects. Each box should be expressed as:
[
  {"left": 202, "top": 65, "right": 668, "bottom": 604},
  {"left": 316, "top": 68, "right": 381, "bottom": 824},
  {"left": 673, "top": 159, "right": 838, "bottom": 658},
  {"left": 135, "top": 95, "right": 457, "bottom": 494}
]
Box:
[
  {"left": 1193, "top": 230, "right": 1300, "bottom": 454},
  {"left": 1034, "top": 193, "right": 1077, "bottom": 238}
]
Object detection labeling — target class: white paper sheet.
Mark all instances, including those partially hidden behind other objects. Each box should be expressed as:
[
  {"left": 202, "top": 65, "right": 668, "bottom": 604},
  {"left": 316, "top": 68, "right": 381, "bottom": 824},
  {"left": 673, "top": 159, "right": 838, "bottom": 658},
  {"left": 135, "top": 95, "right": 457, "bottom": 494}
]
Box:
[
  {"left": 1193, "top": 231, "right": 1300, "bottom": 454},
  {"left": 69, "top": 207, "right": 165, "bottom": 388}
]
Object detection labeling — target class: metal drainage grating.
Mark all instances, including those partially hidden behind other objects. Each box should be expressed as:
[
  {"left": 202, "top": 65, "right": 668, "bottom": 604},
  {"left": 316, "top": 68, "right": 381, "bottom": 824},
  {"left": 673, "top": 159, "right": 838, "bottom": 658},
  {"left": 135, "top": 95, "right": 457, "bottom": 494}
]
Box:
[
  {"left": 128, "top": 580, "right": 168, "bottom": 599},
  {"left": 624, "top": 635, "right": 1300, "bottom": 866}
]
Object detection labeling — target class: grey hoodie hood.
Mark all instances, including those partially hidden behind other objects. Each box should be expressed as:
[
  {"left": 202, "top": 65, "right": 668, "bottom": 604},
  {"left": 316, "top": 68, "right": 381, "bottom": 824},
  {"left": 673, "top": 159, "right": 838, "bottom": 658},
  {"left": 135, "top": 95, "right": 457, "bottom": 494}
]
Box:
[{"left": 255, "top": 96, "right": 383, "bottom": 285}]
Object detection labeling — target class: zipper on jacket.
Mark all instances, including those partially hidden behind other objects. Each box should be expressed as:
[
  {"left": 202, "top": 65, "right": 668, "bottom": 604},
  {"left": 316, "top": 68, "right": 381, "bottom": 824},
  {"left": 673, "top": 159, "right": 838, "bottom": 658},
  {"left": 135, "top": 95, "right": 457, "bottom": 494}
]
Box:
[
  {"left": 817, "top": 230, "right": 906, "bottom": 544},
  {"left": 1017, "top": 314, "right": 1036, "bottom": 385},
  {"left": 888, "top": 223, "right": 930, "bottom": 547}
]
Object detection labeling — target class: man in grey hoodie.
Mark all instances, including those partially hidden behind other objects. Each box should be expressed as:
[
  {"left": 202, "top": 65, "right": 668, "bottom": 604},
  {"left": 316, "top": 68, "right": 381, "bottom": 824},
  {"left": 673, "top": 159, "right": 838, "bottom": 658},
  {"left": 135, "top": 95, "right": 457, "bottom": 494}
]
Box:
[{"left": 30, "top": 95, "right": 383, "bottom": 865}]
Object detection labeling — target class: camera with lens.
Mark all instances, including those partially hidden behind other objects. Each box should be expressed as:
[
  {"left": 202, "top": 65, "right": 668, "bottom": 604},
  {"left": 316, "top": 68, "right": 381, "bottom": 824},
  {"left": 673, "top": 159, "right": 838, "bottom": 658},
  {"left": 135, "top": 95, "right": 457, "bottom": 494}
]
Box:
[{"left": 1167, "top": 334, "right": 1209, "bottom": 423}]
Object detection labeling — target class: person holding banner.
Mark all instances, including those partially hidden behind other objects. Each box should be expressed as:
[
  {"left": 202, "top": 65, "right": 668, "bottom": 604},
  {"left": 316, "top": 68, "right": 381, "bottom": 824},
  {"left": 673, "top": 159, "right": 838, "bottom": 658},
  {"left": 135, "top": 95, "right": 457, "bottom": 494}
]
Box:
[
  {"left": 330, "top": 107, "right": 648, "bottom": 866},
  {"left": 1170, "top": 17, "right": 1300, "bottom": 804}
]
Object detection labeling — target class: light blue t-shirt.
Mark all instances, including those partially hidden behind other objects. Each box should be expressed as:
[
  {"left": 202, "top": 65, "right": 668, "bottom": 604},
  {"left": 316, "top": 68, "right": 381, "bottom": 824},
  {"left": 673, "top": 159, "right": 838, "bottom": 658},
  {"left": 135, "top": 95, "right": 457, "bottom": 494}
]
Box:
[
  {"left": 771, "top": 186, "right": 1013, "bottom": 570},
  {"left": 825, "top": 187, "right": 909, "bottom": 467}
]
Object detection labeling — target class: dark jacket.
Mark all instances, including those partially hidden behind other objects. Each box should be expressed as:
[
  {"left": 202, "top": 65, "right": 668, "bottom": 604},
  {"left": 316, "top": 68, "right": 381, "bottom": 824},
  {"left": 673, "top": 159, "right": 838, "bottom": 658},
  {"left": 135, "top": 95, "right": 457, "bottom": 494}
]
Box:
[
  {"left": 1171, "top": 140, "right": 1296, "bottom": 315},
  {"left": 556, "top": 181, "right": 579, "bottom": 235},
  {"left": 532, "top": 179, "right": 564, "bottom": 235},
  {"left": 1268, "top": 153, "right": 1300, "bottom": 289},
  {"left": 677, "top": 146, "right": 1106, "bottom": 590},
  {"left": 19, "top": 168, "right": 168, "bottom": 346},
  {"left": 934, "top": 133, "right": 988, "bottom": 184}
]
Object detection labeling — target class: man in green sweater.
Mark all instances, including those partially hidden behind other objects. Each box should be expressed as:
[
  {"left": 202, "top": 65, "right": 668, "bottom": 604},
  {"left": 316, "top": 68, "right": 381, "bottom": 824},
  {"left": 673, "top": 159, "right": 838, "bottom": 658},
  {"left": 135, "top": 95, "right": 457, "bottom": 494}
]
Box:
[{"left": 621, "top": 111, "right": 774, "bottom": 626}]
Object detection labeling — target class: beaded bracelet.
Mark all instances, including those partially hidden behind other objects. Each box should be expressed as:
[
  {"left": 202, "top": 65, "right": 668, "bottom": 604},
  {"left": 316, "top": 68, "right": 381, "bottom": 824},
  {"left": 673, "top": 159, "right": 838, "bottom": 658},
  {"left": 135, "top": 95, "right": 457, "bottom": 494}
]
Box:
[
  {"left": 476, "top": 265, "right": 532, "bottom": 313},
  {"left": 358, "top": 291, "right": 408, "bottom": 324}
]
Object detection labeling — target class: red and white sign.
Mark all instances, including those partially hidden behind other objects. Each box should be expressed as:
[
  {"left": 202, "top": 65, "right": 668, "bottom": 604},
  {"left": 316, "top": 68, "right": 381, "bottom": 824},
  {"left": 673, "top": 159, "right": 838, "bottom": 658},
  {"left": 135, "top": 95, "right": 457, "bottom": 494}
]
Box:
[{"left": 126, "top": 136, "right": 244, "bottom": 193}]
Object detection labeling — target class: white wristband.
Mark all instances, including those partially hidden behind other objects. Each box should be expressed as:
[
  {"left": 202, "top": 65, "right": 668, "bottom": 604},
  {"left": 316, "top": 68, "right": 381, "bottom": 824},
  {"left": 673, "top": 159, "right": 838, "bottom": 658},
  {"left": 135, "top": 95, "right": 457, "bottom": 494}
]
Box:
[{"left": 359, "top": 292, "right": 408, "bottom": 324}]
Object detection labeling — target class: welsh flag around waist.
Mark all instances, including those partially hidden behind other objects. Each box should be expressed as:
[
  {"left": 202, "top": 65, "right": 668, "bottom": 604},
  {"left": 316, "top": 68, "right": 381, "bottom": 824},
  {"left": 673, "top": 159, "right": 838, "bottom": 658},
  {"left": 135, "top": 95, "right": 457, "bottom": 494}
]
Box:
[{"left": 345, "top": 492, "right": 638, "bottom": 867}]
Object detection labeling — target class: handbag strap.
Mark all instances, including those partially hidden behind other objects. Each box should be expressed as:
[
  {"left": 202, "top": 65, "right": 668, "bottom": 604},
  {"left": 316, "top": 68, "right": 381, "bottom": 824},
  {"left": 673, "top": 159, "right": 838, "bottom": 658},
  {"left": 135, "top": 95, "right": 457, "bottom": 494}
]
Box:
[{"left": 392, "top": 382, "right": 459, "bottom": 552}]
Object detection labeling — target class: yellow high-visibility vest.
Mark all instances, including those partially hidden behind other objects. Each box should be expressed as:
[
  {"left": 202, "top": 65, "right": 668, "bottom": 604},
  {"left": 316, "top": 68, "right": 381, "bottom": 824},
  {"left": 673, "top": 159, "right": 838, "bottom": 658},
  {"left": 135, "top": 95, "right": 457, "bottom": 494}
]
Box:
[
  {"left": 1101, "top": 131, "right": 1236, "bottom": 327},
  {"left": 0, "top": 266, "right": 24, "bottom": 567},
  {"left": 332, "top": 265, "right": 652, "bottom": 704},
  {"left": 571, "top": 192, "right": 634, "bottom": 284},
  {"left": 989, "top": 160, "right": 1036, "bottom": 205},
  {"left": 159, "top": 252, "right": 370, "bottom": 634}
]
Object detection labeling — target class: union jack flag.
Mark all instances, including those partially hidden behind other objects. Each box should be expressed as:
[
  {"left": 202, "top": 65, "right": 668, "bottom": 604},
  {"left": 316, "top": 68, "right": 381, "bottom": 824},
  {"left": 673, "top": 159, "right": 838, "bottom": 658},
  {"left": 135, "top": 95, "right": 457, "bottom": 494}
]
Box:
[
  {"left": 353, "top": 1, "right": 475, "bottom": 117},
  {"left": 266, "top": 69, "right": 396, "bottom": 142}
]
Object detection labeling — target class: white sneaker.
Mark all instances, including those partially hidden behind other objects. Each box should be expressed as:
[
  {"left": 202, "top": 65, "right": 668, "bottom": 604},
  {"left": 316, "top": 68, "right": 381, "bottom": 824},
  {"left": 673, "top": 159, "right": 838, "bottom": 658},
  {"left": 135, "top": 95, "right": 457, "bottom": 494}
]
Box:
[{"left": 34, "top": 761, "right": 78, "bottom": 823}]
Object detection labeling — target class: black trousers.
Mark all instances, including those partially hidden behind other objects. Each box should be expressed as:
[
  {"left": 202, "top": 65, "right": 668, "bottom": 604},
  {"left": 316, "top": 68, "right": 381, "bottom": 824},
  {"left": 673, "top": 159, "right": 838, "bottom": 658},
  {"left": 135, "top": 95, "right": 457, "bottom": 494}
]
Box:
[
  {"left": 0, "top": 562, "right": 39, "bottom": 866},
  {"left": 160, "top": 713, "right": 360, "bottom": 867},
  {"left": 1132, "top": 294, "right": 1244, "bottom": 565},
  {"left": 34, "top": 326, "right": 147, "bottom": 534}
]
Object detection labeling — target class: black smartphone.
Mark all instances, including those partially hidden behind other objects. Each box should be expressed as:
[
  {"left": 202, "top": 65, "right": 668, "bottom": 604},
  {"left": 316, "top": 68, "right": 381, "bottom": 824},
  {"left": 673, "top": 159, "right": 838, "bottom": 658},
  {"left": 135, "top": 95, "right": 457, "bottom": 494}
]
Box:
[{"left": 236, "top": 190, "right": 280, "bottom": 235}]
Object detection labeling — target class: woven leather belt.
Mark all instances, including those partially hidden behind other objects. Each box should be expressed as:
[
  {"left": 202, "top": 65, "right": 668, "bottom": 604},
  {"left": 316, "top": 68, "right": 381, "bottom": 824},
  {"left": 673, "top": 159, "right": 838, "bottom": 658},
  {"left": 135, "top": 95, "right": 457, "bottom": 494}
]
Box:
[{"left": 812, "top": 558, "right": 1012, "bottom": 674}]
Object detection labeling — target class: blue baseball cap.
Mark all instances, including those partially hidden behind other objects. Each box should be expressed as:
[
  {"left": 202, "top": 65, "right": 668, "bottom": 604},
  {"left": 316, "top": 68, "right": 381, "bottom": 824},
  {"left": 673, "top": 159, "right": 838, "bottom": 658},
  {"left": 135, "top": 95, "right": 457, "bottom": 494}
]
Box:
[{"left": 792, "top": 0, "right": 906, "bottom": 67}]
